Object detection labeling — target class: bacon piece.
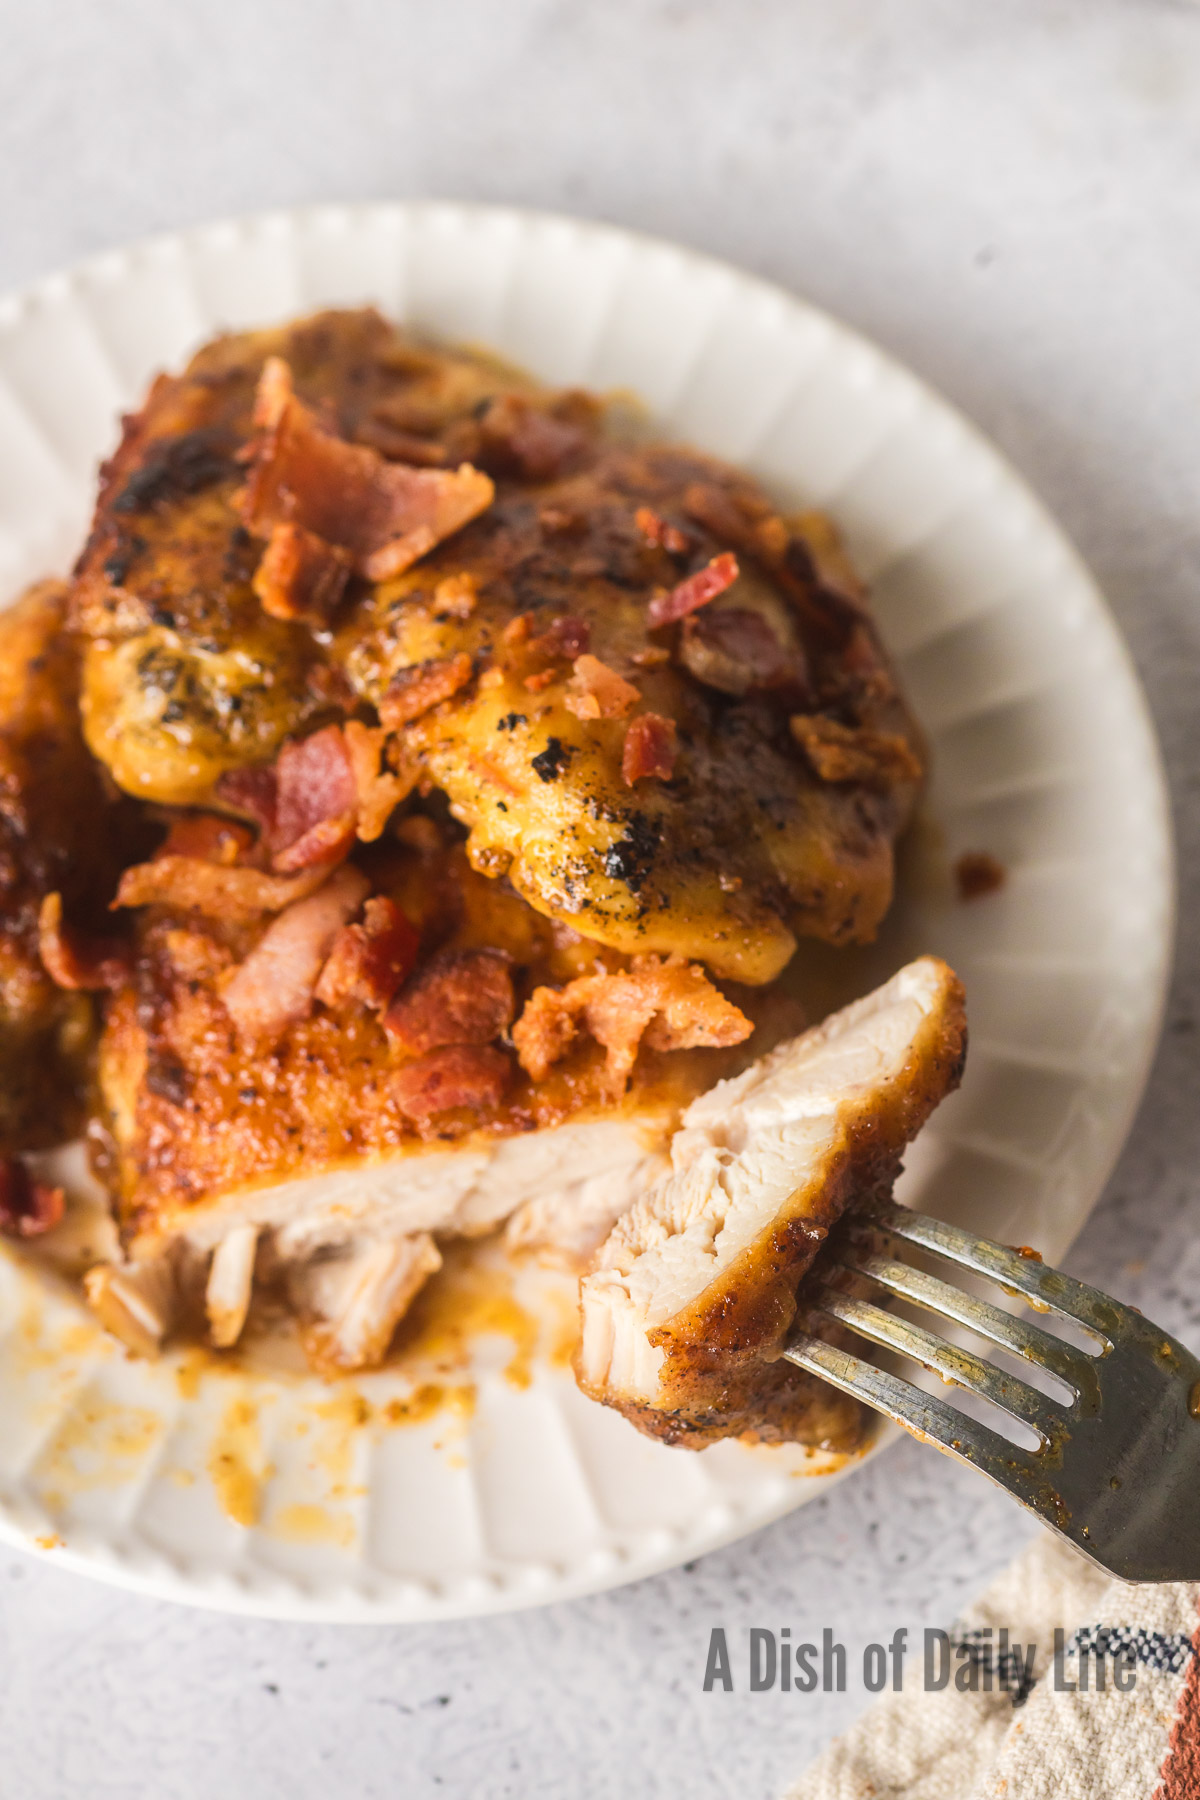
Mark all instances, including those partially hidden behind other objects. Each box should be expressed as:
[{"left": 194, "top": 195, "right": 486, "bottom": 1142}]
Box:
[
  {"left": 215, "top": 765, "right": 278, "bottom": 836},
  {"left": 432, "top": 572, "right": 477, "bottom": 619},
  {"left": 220, "top": 865, "right": 370, "bottom": 1048},
  {"left": 115, "top": 857, "right": 333, "bottom": 925},
  {"left": 635, "top": 506, "right": 690, "bottom": 555},
  {"left": 342, "top": 721, "right": 418, "bottom": 842},
  {"left": 513, "top": 955, "right": 751, "bottom": 1093},
  {"left": 241, "top": 358, "right": 494, "bottom": 581},
  {"left": 789, "top": 715, "right": 922, "bottom": 790},
  {"left": 159, "top": 814, "right": 258, "bottom": 866},
  {"left": 647, "top": 552, "right": 739, "bottom": 629},
  {"left": 379, "top": 652, "right": 473, "bottom": 728},
  {"left": 384, "top": 949, "right": 514, "bottom": 1055},
  {"left": 252, "top": 521, "right": 353, "bottom": 623},
  {"left": 0, "top": 1157, "right": 65, "bottom": 1239},
  {"left": 38, "top": 892, "right": 130, "bottom": 991},
  {"left": 564, "top": 654, "right": 640, "bottom": 722},
  {"left": 530, "top": 613, "right": 590, "bottom": 661},
  {"left": 621, "top": 713, "right": 677, "bottom": 786},
  {"left": 315, "top": 896, "right": 419, "bottom": 1013},
  {"left": 270, "top": 725, "right": 358, "bottom": 873},
  {"left": 478, "top": 395, "right": 589, "bottom": 480},
  {"left": 392, "top": 1044, "right": 511, "bottom": 1124},
  {"left": 679, "top": 606, "right": 808, "bottom": 699}
]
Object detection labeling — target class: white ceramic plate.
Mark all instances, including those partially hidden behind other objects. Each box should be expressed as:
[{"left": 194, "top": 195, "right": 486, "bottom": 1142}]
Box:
[{"left": 0, "top": 204, "right": 1173, "bottom": 1620}]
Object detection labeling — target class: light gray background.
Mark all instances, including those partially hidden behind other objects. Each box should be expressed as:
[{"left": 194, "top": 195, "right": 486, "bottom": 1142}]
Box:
[{"left": 2, "top": 2, "right": 1200, "bottom": 1794}]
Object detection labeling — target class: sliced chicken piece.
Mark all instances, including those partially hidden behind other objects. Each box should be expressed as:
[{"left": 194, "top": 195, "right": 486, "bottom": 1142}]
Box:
[
  {"left": 290, "top": 1233, "right": 443, "bottom": 1373},
  {"left": 83, "top": 1256, "right": 177, "bottom": 1358},
  {"left": 577, "top": 957, "right": 967, "bottom": 1448},
  {"left": 205, "top": 1224, "right": 260, "bottom": 1349}
]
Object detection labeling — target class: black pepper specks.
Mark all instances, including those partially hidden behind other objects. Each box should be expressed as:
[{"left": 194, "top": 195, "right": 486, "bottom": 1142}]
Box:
[
  {"left": 603, "top": 814, "right": 660, "bottom": 891},
  {"left": 496, "top": 712, "right": 527, "bottom": 733},
  {"left": 532, "top": 736, "right": 573, "bottom": 782}
]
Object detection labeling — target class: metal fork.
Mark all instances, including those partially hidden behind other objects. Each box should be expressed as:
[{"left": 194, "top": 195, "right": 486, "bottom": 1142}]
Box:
[{"left": 783, "top": 1201, "right": 1200, "bottom": 1582}]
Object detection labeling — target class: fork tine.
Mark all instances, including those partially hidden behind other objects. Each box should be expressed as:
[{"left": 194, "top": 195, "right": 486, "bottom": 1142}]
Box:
[
  {"left": 784, "top": 1333, "right": 1055, "bottom": 1501},
  {"left": 833, "top": 1244, "right": 1102, "bottom": 1407},
  {"left": 809, "top": 1286, "right": 1070, "bottom": 1443},
  {"left": 867, "top": 1203, "right": 1127, "bottom": 1341}
]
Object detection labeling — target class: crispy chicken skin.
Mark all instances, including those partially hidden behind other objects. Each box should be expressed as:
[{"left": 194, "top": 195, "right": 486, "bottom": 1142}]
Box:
[
  {"left": 72, "top": 308, "right": 924, "bottom": 984},
  {"left": 0, "top": 581, "right": 144, "bottom": 1150},
  {"left": 577, "top": 957, "right": 967, "bottom": 1448}
]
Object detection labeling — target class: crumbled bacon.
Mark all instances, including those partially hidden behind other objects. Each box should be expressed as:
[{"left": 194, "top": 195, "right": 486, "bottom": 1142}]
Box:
[
  {"left": 240, "top": 358, "right": 494, "bottom": 581},
  {"left": 215, "top": 765, "right": 277, "bottom": 836},
  {"left": 789, "top": 715, "right": 922, "bottom": 790},
  {"left": 315, "top": 896, "right": 419, "bottom": 1012},
  {"left": 384, "top": 949, "right": 514, "bottom": 1055},
  {"left": 635, "top": 506, "right": 690, "bottom": 555},
  {"left": 529, "top": 613, "right": 590, "bottom": 662},
  {"left": 342, "top": 720, "right": 417, "bottom": 842},
  {"left": 38, "top": 893, "right": 131, "bottom": 991},
  {"left": 115, "top": 856, "right": 333, "bottom": 925},
  {"left": 513, "top": 955, "right": 751, "bottom": 1093},
  {"left": 252, "top": 521, "right": 353, "bottom": 623},
  {"left": 0, "top": 1157, "right": 64, "bottom": 1239},
  {"left": 158, "top": 814, "right": 258, "bottom": 867},
  {"left": 392, "top": 1044, "right": 511, "bottom": 1124},
  {"left": 432, "top": 572, "right": 477, "bottom": 619},
  {"left": 621, "top": 713, "right": 677, "bottom": 785},
  {"left": 220, "top": 865, "right": 370, "bottom": 1048},
  {"left": 679, "top": 605, "right": 809, "bottom": 699},
  {"left": 379, "top": 652, "right": 473, "bottom": 729},
  {"left": 478, "top": 395, "right": 589, "bottom": 480},
  {"left": 647, "top": 552, "right": 740, "bottom": 628},
  {"left": 564, "top": 654, "right": 640, "bottom": 721},
  {"left": 269, "top": 725, "right": 358, "bottom": 873}
]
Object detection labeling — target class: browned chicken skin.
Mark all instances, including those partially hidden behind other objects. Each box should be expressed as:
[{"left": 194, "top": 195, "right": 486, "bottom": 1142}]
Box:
[{"left": 72, "top": 309, "right": 925, "bottom": 985}]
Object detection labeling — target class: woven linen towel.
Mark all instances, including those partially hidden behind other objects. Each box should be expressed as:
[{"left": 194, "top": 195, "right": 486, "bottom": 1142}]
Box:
[{"left": 786, "top": 1533, "right": 1200, "bottom": 1800}]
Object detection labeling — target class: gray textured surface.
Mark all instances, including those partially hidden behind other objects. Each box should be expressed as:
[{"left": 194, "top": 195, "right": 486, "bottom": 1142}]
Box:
[{"left": 2, "top": 2, "right": 1199, "bottom": 1795}]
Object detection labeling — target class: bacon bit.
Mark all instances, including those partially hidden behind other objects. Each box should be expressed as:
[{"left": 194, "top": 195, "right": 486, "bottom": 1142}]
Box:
[
  {"left": 955, "top": 851, "right": 1006, "bottom": 902},
  {"left": 379, "top": 651, "right": 473, "bottom": 729},
  {"left": 679, "top": 606, "right": 808, "bottom": 699},
  {"left": 631, "top": 644, "right": 670, "bottom": 668},
  {"left": 432, "top": 572, "right": 477, "bottom": 619},
  {"left": 252, "top": 521, "right": 353, "bottom": 623},
  {"left": 478, "top": 666, "right": 505, "bottom": 690},
  {"left": 647, "top": 552, "right": 739, "bottom": 629},
  {"left": 315, "top": 895, "right": 419, "bottom": 1012},
  {"left": 215, "top": 764, "right": 278, "bottom": 836},
  {"left": 392, "top": 1044, "right": 511, "bottom": 1124},
  {"left": 342, "top": 720, "right": 417, "bottom": 843},
  {"left": 357, "top": 417, "right": 448, "bottom": 465},
  {"left": 158, "top": 814, "right": 258, "bottom": 867},
  {"left": 537, "top": 613, "right": 590, "bottom": 660},
  {"left": 37, "top": 893, "right": 130, "bottom": 991},
  {"left": 789, "top": 715, "right": 923, "bottom": 790},
  {"left": 115, "top": 857, "right": 333, "bottom": 925},
  {"left": 513, "top": 955, "right": 751, "bottom": 1094},
  {"left": 220, "top": 865, "right": 370, "bottom": 1048},
  {"left": 503, "top": 611, "right": 534, "bottom": 645},
  {"left": 0, "top": 1157, "right": 64, "bottom": 1239},
  {"left": 564, "top": 654, "right": 640, "bottom": 722},
  {"left": 384, "top": 949, "right": 514, "bottom": 1055},
  {"left": 635, "top": 506, "right": 690, "bottom": 555},
  {"left": 478, "top": 395, "right": 589, "bottom": 480},
  {"left": 621, "top": 713, "right": 677, "bottom": 786},
  {"left": 523, "top": 669, "right": 556, "bottom": 693},
  {"left": 270, "top": 725, "right": 358, "bottom": 873},
  {"left": 241, "top": 358, "right": 494, "bottom": 581}
]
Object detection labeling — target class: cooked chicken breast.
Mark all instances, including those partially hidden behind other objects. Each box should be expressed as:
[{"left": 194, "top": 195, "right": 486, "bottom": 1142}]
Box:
[
  {"left": 0, "top": 581, "right": 147, "bottom": 1152},
  {"left": 89, "top": 820, "right": 758, "bottom": 1369},
  {"left": 577, "top": 956, "right": 967, "bottom": 1448},
  {"left": 71, "top": 308, "right": 925, "bottom": 986}
]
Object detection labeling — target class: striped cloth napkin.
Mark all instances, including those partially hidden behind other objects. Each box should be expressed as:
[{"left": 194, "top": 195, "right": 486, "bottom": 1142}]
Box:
[{"left": 786, "top": 1533, "right": 1199, "bottom": 1800}]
